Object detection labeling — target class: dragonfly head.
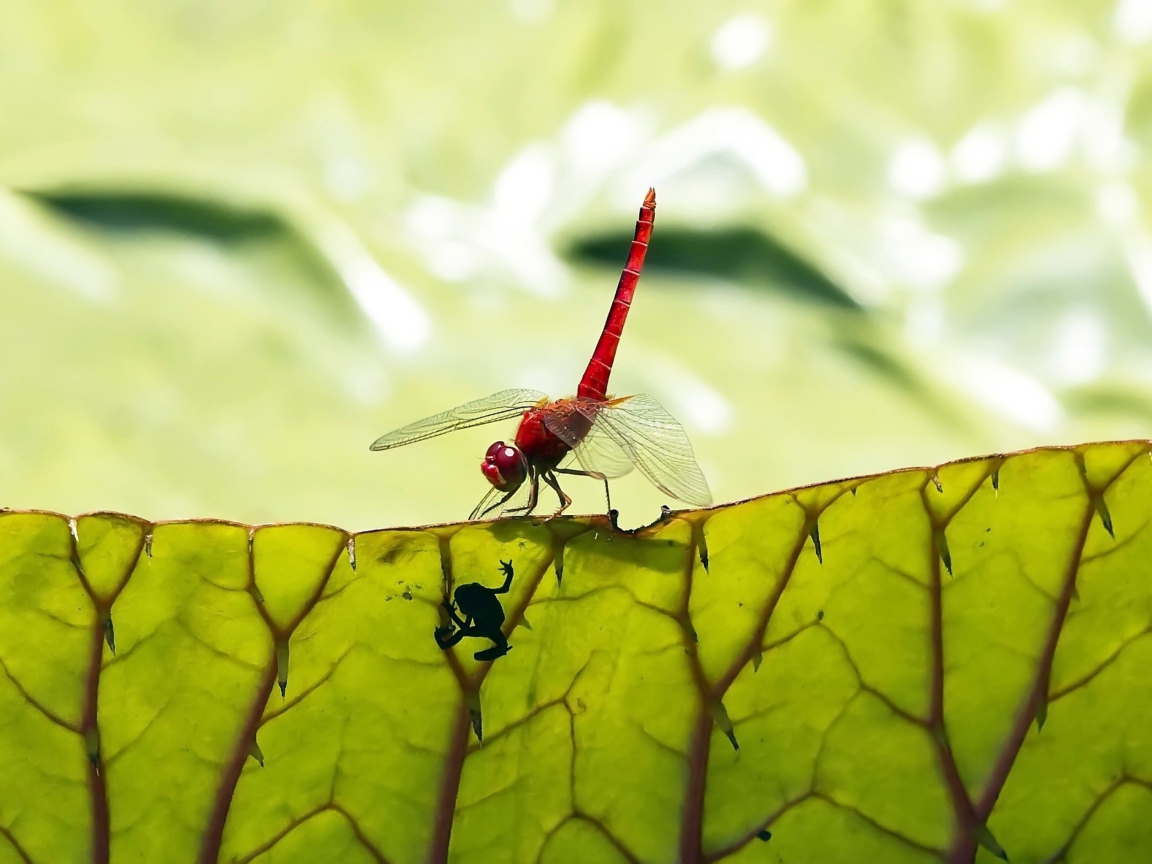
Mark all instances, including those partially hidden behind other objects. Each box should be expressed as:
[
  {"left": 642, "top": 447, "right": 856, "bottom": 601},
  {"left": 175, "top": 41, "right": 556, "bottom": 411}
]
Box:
[{"left": 481, "top": 441, "right": 528, "bottom": 491}]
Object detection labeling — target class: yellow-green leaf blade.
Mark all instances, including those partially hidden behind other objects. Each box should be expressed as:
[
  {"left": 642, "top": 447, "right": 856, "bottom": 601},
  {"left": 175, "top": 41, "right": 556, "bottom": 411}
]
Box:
[{"left": 0, "top": 440, "right": 1150, "bottom": 862}]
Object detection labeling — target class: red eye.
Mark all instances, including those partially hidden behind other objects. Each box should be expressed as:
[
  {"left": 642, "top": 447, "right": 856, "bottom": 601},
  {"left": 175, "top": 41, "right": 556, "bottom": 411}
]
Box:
[{"left": 481, "top": 441, "right": 527, "bottom": 490}]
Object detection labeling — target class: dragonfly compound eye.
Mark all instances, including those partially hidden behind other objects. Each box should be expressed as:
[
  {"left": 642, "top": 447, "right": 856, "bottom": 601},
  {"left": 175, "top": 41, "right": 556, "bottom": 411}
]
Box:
[{"left": 481, "top": 442, "right": 528, "bottom": 490}]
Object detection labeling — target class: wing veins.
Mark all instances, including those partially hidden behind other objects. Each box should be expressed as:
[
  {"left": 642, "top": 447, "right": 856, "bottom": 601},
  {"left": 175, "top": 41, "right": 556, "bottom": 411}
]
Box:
[
  {"left": 593, "top": 395, "right": 712, "bottom": 506},
  {"left": 370, "top": 389, "right": 545, "bottom": 451}
]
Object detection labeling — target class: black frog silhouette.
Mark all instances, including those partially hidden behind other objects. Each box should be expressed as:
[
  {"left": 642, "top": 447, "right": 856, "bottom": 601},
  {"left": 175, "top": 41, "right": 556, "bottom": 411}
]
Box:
[{"left": 434, "top": 559, "right": 515, "bottom": 661}]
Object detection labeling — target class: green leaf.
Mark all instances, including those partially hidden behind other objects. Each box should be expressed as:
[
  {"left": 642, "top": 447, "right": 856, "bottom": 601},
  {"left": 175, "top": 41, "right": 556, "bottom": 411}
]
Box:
[{"left": 1, "top": 440, "right": 1151, "bottom": 862}]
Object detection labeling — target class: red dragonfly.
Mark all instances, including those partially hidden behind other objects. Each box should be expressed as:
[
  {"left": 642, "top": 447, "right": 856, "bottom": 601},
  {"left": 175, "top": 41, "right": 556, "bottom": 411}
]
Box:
[{"left": 370, "top": 189, "right": 711, "bottom": 519}]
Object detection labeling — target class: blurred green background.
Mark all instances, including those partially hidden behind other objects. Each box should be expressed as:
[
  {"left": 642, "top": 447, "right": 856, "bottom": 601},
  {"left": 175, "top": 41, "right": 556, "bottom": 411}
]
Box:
[{"left": 4, "top": 0, "right": 1152, "bottom": 530}]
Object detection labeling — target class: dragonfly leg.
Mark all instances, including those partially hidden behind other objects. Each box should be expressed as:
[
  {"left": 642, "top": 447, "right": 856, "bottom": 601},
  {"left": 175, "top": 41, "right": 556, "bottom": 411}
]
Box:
[
  {"left": 472, "top": 484, "right": 522, "bottom": 520},
  {"left": 504, "top": 471, "right": 540, "bottom": 516},
  {"left": 541, "top": 471, "right": 572, "bottom": 517},
  {"left": 554, "top": 467, "right": 612, "bottom": 514}
]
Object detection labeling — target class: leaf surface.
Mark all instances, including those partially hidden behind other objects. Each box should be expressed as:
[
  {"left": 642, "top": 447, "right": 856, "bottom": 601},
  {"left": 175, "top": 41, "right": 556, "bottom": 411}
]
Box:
[{"left": 1, "top": 441, "right": 1151, "bottom": 863}]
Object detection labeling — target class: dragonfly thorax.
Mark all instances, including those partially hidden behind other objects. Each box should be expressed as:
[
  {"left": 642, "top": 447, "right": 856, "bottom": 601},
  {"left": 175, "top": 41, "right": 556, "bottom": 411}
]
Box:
[
  {"left": 514, "top": 406, "right": 575, "bottom": 463},
  {"left": 481, "top": 441, "right": 528, "bottom": 491}
]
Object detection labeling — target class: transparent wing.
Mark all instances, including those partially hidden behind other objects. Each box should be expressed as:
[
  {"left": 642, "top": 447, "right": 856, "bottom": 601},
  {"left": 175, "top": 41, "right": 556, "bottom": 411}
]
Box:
[
  {"left": 541, "top": 399, "right": 633, "bottom": 479},
  {"left": 572, "top": 423, "right": 635, "bottom": 479},
  {"left": 469, "top": 475, "right": 534, "bottom": 520},
  {"left": 592, "top": 393, "right": 712, "bottom": 507},
  {"left": 370, "top": 389, "right": 546, "bottom": 451}
]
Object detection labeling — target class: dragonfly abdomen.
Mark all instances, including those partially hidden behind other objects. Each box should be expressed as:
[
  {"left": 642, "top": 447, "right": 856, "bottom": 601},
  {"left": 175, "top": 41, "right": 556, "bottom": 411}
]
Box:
[{"left": 577, "top": 188, "right": 656, "bottom": 402}]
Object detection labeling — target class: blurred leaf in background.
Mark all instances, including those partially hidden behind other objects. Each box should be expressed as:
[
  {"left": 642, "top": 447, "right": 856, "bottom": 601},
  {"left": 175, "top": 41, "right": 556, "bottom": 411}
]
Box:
[{"left": 3, "top": 0, "right": 1152, "bottom": 529}]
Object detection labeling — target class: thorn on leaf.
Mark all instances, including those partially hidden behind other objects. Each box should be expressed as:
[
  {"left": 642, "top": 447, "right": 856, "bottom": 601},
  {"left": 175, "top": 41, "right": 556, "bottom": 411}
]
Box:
[
  {"left": 935, "top": 529, "right": 952, "bottom": 576},
  {"left": 468, "top": 694, "right": 483, "bottom": 742},
  {"left": 693, "top": 521, "right": 710, "bottom": 572},
  {"left": 973, "top": 823, "right": 1008, "bottom": 861},
  {"left": 1093, "top": 497, "right": 1115, "bottom": 538},
  {"left": 276, "top": 639, "right": 290, "bottom": 699},
  {"left": 756, "top": 829, "right": 772, "bottom": 842},
  {"left": 84, "top": 727, "right": 100, "bottom": 769},
  {"left": 711, "top": 701, "right": 739, "bottom": 751}
]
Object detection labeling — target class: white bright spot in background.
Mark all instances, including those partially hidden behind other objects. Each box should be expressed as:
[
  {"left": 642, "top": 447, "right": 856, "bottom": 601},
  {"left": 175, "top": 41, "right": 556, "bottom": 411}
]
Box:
[
  {"left": 0, "top": 191, "right": 118, "bottom": 303},
  {"left": 711, "top": 13, "right": 773, "bottom": 70},
  {"left": 323, "top": 155, "right": 370, "bottom": 203},
  {"left": 1115, "top": 0, "right": 1152, "bottom": 44},
  {"left": 1049, "top": 310, "right": 1107, "bottom": 385},
  {"left": 1016, "top": 88, "right": 1087, "bottom": 172},
  {"left": 314, "top": 219, "right": 432, "bottom": 354},
  {"left": 403, "top": 143, "right": 569, "bottom": 297},
  {"left": 946, "top": 353, "right": 1063, "bottom": 432},
  {"left": 487, "top": 143, "right": 568, "bottom": 296},
  {"left": 1081, "top": 94, "right": 1138, "bottom": 174},
  {"left": 492, "top": 143, "right": 556, "bottom": 223},
  {"left": 404, "top": 194, "right": 454, "bottom": 240},
  {"left": 562, "top": 101, "right": 645, "bottom": 178},
  {"left": 888, "top": 138, "right": 947, "bottom": 199},
  {"left": 629, "top": 107, "right": 807, "bottom": 199},
  {"left": 904, "top": 297, "right": 947, "bottom": 347},
  {"left": 1093, "top": 181, "right": 1152, "bottom": 318},
  {"left": 652, "top": 360, "right": 734, "bottom": 436},
  {"left": 1119, "top": 231, "right": 1152, "bottom": 313},
  {"left": 950, "top": 122, "right": 1009, "bottom": 184},
  {"left": 509, "top": 0, "right": 554, "bottom": 22},
  {"left": 879, "top": 215, "right": 965, "bottom": 291},
  {"left": 1048, "top": 33, "right": 1100, "bottom": 78},
  {"left": 1096, "top": 181, "right": 1139, "bottom": 224},
  {"left": 404, "top": 195, "right": 481, "bottom": 283}
]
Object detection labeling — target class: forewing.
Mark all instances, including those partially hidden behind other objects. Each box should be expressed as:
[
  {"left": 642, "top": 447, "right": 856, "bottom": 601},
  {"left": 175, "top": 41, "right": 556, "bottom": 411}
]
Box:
[
  {"left": 540, "top": 399, "right": 600, "bottom": 448},
  {"left": 370, "top": 389, "right": 546, "bottom": 451},
  {"left": 594, "top": 393, "right": 712, "bottom": 506}
]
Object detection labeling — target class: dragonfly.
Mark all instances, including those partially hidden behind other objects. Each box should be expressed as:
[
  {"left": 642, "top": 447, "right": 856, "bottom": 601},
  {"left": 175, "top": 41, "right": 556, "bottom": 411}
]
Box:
[{"left": 370, "top": 188, "right": 712, "bottom": 520}]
